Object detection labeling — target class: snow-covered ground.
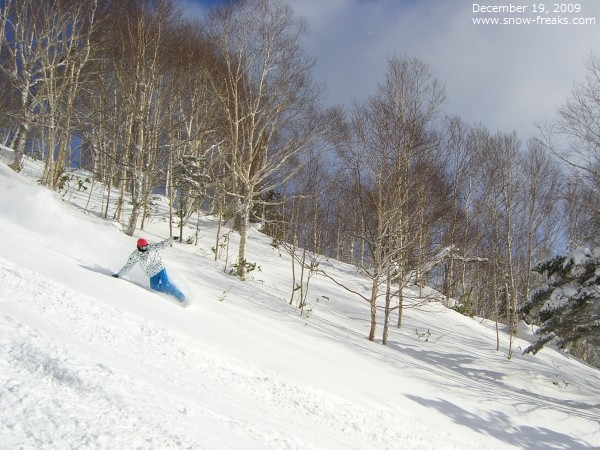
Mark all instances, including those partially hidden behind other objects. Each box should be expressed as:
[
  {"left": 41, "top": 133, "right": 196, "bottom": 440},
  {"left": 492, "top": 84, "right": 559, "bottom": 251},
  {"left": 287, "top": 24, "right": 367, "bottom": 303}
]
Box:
[{"left": 1, "top": 158, "right": 600, "bottom": 449}]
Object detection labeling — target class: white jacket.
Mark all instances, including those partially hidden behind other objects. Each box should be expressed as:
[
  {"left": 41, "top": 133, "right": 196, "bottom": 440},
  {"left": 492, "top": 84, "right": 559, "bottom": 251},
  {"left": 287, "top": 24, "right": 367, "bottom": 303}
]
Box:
[{"left": 117, "top": 238, "right": 174, "bottom": 278}]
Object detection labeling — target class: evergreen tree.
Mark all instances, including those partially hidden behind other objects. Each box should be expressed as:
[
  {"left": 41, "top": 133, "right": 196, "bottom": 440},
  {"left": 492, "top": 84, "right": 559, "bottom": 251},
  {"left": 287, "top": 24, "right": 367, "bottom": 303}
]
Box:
[
  {"left": 172, "top": 155, "right": 210, "bottom": 225},
  {"left": 522, "top": 246, "right": 600, "bottom": 364}
]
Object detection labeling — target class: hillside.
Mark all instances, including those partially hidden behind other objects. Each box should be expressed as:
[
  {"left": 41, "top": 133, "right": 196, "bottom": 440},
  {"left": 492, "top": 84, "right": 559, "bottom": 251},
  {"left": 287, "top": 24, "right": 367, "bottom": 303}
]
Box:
[{"left": 1, "top": 159, "right": 600, "bottom": 449}]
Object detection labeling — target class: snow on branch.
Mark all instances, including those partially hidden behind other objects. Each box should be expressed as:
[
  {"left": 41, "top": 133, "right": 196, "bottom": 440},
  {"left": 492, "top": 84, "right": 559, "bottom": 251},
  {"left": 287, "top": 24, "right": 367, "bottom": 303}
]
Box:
[{"left": 404, "top": 245, "right": 488, "bottom": 284}]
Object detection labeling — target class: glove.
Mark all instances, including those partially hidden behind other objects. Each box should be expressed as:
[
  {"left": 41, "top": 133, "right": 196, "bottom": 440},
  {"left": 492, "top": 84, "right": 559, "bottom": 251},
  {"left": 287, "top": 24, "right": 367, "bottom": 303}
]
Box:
[
  {"left": 112, "top": 274, "right": 119, "bottom": 278},
  {"left": 173, "top": 236, "right": 180, "bottom": 241}
]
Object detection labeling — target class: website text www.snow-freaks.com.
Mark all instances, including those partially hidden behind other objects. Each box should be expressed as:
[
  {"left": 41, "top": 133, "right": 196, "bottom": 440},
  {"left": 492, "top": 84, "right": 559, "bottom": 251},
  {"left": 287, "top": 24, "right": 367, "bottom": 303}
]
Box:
[{"left": 472, "top": 3, "right": 597, "bottom": 25}]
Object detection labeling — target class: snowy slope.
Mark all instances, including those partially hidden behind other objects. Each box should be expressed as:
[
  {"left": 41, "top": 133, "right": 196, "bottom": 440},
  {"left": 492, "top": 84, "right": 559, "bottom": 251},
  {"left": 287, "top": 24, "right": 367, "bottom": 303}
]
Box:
[{"left": 1, "top": 159, "right": 600, "bottom": 449}]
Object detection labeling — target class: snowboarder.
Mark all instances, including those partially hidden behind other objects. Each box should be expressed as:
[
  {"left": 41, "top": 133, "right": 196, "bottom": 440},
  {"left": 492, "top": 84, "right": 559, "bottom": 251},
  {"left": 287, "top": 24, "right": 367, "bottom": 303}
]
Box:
[{"left": 113, "top": 237, "right": 186, "bottom": 302}]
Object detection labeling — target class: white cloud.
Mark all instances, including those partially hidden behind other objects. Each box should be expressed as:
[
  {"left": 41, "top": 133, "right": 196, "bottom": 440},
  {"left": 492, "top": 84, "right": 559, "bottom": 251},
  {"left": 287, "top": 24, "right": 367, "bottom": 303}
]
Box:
[{"left": 292, "top": 0, "right": 600, "bottom": 140}]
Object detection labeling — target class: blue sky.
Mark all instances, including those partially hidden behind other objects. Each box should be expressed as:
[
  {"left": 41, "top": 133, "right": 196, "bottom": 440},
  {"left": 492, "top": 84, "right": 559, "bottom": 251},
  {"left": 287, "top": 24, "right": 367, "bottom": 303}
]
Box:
[{"left": 183, "top": 0, "right": 600, "bottom": 141}]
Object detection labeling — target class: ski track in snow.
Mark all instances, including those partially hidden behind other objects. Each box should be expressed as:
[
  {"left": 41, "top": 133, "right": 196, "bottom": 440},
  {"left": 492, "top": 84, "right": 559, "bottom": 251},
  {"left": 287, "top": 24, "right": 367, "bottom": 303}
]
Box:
[{"left": 0, "top": 256, "right": 479, "bottom": 449}]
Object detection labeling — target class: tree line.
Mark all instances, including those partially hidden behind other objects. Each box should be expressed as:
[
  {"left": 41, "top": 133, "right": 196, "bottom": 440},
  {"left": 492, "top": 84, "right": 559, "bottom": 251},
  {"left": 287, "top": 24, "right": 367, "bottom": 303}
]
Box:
[{"left": 1, "top": 0, "right": 599, "bottom": 366}]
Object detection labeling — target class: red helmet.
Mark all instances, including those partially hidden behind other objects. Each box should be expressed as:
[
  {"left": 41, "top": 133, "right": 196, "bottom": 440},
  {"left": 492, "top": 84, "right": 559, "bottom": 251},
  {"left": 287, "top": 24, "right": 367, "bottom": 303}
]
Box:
[{"left": 137, "top": 238, "right": 149, "bottom": 251}]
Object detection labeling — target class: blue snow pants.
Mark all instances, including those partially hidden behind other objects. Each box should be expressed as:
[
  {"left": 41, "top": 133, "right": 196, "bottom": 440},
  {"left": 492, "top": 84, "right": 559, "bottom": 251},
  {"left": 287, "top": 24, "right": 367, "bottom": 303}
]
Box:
[{"left": 150, "top": 269, "right": 186, "bottom": 301}]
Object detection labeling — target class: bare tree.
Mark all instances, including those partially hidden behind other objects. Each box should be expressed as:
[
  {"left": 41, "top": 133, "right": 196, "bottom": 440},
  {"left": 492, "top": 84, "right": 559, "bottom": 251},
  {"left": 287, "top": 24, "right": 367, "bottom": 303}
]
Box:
[
  {"left": 157, "top": 22, "right": 222, "bottom": 237},
  {"left": 99, "top": 0, "right": 178, "bottom": 236},
  {"left": 519, "top": 138, "right": 564, "bottom": 301},
  {"left": 39, "top": 0, "right": 101, "bottom": 189},
  {"left": 436, "top": 118, "right": 468, "bottom": 302},
  {"left": 0, "top": 0, "right": 67, "bottom": 170},
  {"left": 334, "top": 56, "right": 445, "bottom": 342},
  {"left": 204, "top": 0, "right": 324, "bottom": 279},
  {"left": 537, "top": 54, "right": 600, "bottom": 245}
]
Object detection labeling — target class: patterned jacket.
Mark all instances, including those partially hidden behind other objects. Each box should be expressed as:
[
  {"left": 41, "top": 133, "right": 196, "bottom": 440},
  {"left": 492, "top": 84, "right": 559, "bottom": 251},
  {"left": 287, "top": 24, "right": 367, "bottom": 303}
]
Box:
[{"left": 117, "top": 238, "right": 174, "bottom": 278}]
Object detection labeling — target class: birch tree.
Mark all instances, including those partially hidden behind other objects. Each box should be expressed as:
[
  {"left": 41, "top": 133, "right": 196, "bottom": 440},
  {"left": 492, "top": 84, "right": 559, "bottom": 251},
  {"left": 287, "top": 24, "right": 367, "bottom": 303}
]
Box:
[
  {"left": 0, "top": 0, "right": 66, "bottom": 170},
  {"left": 335, "top": 56, "right": 445, "bottom": 342},
  {"left": 204, "top": 0, "right": 324, "bottom": 280},
  {"left": 519, "top": 139, "right": 564, "bottom": 301},
  {"left": 538, "top": 54, "right": 600, "bottom": 245},
  {"left": 438, "top": 117, "right": 476, "bottom": 304},
  {"left": 38, "top": 0, "right": 101, "bottom": 189},
  {"left": 105, "top": 0, "right": 175, "bottom": 236}
]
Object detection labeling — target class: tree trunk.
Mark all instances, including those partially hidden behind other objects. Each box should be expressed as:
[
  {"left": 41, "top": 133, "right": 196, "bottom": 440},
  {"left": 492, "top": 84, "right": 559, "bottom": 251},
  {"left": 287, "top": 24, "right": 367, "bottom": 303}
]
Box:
[
  {"left": 236, "top": 199, "right": 252, "bottom": 280},
  {"left": 382, "top": 268, "right": 392, "bottom": 345},
  {"left": 368, "top": 275, "right": 379, "bottom": 341}
]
